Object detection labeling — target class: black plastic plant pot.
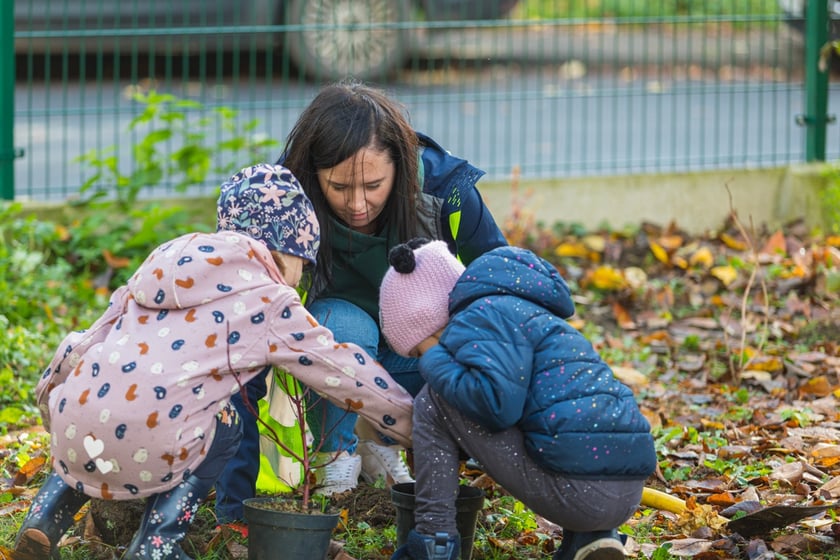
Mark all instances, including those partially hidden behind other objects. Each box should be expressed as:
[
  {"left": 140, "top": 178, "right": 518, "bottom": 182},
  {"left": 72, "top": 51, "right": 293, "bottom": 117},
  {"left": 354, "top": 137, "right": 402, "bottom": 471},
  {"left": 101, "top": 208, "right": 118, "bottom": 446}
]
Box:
[
  {"left": 244, "top": 496, "right": 340, "bottom": 560},
  {"left": 391, "top": 482, "right": 485, "bottom": 560}
]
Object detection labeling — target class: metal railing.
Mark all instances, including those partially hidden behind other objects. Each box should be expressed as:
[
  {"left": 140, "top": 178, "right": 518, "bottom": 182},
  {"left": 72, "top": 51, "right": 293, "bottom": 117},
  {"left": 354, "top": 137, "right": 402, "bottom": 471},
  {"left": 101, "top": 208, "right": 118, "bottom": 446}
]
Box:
[{"left": 2, "top": 0, "right": 836, "bottom": 201}]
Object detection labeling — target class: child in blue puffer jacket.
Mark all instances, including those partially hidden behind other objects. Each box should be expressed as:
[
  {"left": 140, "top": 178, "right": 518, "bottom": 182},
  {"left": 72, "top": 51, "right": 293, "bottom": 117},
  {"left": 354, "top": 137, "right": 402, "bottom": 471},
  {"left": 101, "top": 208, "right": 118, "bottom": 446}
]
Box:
[{"left": 379, "top": 238, "right": 657, "bottom": 560}]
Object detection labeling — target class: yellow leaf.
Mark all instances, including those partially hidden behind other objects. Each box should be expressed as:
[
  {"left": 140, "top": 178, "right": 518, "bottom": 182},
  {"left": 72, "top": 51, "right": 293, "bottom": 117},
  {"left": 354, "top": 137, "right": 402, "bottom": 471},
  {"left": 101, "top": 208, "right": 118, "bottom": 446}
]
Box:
[
  {"left": 554, "top": 242, "right": 589, "bottom": 259},
  {"left": 589, "top": 266, "right": 626, "bottom": 291},
  {"left": 649, "top": 241, "right": 669, "bottom": 264},
  {"left": 746, "top": 355, "right": 784, "bottom": 373},
  {"left": 689, "top": 246, "right": 714, "bottom": 269},
  {"left": 720, "top": 232, "right": 747, "bottom": 251},
  {"left": 54, "top": 224, "right": 71, "bottom": 241},
  {"left": 710, "top": 265, "right": 738, "bottom": 287},
  {"left": 700, "top": 418, "right": 725, "bottom": 430},
  {"left": 582, "top": 234, "right": 606, "bottom": 253},
  {"left": 672, "top": 255, "right": 688, "bottom": 269}
]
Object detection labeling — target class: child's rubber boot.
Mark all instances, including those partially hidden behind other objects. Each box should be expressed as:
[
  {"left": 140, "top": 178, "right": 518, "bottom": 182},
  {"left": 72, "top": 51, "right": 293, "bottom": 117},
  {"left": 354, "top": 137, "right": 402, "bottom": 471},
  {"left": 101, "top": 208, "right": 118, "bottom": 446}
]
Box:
[
  {"left": 553, "top": 529, "right": 625, "bottom": 560},
  {"left": 14, "top": 472, "right": 90, "bottom": 560},
  {"left": 122, "top": 473, "right": 213, "bottom": 559},
  {"left": 391, "top": 529, "right": 460, "bottom": 560}
]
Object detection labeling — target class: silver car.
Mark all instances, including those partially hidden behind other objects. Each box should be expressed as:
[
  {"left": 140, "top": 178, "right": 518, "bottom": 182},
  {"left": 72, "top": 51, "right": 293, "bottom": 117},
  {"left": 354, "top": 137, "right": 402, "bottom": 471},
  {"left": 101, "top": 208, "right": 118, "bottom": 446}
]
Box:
[{"left": 14, "top": 0, "right": 520, "bottom": 80}]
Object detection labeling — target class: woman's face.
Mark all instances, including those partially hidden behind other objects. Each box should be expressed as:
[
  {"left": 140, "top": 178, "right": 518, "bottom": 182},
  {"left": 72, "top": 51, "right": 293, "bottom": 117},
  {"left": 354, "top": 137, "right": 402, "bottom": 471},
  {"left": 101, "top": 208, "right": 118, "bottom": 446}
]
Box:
[{"left": 316, "top": 146, "right": 395, "bottom": 235}]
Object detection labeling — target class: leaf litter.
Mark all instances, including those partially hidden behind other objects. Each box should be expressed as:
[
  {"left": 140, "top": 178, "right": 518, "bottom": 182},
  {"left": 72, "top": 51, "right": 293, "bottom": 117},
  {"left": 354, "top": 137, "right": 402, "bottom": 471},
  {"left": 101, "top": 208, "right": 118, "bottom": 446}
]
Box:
[{"left": 2, "top": 203, "right": 840, "bottom": 559}]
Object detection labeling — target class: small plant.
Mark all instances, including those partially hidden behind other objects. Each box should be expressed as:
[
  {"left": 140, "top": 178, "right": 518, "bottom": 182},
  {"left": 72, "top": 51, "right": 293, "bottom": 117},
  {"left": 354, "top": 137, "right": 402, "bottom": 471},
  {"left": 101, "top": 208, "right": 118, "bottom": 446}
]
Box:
[
  {"left": 235, "top": 366, "right": 344, "bottom": 513},
  {"left": 76, "top": 90, "right": 279, "bottom": 209}
]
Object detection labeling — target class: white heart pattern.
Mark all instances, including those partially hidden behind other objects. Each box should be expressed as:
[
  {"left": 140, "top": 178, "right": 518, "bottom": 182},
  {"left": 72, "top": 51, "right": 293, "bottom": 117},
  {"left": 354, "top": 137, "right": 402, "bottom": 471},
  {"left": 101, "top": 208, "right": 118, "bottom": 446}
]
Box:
[
  {"left": 83, "top": 435, "right": 105, "bottom": 459},
  {"left": 95, "top": 458, "right": 114, "bottom": 474}
]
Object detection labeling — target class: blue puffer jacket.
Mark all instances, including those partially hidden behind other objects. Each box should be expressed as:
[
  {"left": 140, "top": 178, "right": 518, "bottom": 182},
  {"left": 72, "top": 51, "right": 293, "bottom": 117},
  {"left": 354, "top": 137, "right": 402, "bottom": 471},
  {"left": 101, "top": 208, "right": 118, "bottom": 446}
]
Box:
[{"left": 419, "top": 246, "right": 657, "bottom": 479}]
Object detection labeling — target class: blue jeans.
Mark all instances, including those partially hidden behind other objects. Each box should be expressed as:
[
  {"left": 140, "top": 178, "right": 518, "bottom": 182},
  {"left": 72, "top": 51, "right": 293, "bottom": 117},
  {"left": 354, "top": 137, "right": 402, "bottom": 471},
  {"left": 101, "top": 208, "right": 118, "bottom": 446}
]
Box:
[
  {"left": 214, "top": 366, "right": 270, "bottom": 523},
  {"left": 306, "top": 298, "right": 423, "bottom": 454}
]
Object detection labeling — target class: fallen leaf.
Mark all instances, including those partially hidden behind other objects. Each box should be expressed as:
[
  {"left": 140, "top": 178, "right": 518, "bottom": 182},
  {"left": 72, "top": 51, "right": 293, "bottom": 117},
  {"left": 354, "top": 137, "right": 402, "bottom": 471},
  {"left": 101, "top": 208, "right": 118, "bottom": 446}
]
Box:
[
  {"left": 710, "top": 265, "right": 738, "bottom": 287},
  {"left": 726, "top": 504, "right": 835, "bottom": 538},
  {"left": 759, "top": 230, "right": 787, "bottom": 257}
]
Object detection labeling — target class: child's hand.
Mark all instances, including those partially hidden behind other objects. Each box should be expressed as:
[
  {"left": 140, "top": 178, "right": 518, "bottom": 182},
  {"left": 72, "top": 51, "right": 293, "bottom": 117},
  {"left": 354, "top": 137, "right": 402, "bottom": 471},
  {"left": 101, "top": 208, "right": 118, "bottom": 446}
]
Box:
[{"left": 410, "top": 328, "right": 444, "bottom": 357}]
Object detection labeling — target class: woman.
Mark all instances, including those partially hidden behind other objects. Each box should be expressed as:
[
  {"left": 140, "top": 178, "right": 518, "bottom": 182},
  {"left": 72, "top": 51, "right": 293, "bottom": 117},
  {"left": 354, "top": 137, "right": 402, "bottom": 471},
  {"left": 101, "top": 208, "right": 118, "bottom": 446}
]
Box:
[{"left": 215, "top": 81, "right": 507, "bottom": 521}]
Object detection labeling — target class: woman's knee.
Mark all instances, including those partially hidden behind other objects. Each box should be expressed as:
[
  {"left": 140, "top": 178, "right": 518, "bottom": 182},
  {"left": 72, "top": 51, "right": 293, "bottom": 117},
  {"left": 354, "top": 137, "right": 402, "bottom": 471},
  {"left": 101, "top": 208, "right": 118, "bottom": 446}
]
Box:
[{"left": 308, "top": 298, "right": 379, "bottom": 352}]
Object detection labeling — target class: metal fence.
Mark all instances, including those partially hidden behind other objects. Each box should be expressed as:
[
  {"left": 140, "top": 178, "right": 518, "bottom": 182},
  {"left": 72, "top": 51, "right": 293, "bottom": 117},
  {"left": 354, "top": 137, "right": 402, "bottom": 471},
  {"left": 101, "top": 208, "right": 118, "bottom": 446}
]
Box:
[{"left": 3, "top": 1, "right": 838, "bottom": 201}]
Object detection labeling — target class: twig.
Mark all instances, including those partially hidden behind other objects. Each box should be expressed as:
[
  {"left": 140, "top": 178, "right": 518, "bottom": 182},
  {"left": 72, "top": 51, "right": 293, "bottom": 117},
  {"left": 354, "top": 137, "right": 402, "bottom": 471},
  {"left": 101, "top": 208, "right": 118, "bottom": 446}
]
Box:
[{"left": 723, "top": 183, "right": 771, "bottom": 382}]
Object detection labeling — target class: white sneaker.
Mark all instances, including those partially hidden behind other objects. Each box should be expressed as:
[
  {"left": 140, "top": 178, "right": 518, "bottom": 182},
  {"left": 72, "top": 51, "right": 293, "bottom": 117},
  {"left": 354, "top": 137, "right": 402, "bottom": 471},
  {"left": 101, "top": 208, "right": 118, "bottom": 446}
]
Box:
[
  {"left": 358, "top": 440, "right": 414, "bottom": 486},
  {"left": 313, "top": 450, "right": 361, "bottom": 496}
]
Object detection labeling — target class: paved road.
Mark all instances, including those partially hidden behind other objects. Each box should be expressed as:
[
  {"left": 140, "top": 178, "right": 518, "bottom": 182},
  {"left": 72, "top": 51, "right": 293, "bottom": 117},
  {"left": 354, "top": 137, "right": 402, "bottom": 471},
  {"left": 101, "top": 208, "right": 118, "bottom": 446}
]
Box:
[{"left": 12, "top": 25, "right": 831, "bottom": 201}]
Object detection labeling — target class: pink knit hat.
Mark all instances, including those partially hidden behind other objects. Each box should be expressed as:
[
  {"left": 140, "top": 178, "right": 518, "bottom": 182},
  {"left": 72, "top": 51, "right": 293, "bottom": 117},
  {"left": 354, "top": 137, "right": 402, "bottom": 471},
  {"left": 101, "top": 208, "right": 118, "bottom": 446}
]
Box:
[{"left": 379, "top": 239, "right": 465, "bottom": 357}]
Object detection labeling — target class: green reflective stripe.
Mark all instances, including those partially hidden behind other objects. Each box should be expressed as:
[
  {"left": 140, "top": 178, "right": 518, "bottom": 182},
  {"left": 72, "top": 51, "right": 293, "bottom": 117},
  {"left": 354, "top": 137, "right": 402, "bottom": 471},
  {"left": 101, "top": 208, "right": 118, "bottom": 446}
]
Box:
[
  {"left": 449, "top": 210, "right": 461, "bottom": 240},
  {"left": 449, "top": 210, "right": 464, "bottom": 263}
]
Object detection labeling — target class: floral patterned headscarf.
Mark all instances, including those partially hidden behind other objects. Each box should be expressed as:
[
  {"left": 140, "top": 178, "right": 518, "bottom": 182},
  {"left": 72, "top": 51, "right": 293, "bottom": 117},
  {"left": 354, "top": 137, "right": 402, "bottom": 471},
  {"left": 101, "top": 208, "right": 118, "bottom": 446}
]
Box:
[{"left": 217, "top": 163, "right": 320, "bottom": 265}]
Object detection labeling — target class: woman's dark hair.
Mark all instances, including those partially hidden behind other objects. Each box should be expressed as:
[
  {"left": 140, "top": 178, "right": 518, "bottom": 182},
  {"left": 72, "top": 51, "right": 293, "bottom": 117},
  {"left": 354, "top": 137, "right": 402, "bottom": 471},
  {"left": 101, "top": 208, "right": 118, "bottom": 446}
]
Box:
[{"left": 280, "top": 80, "right": 421, "bottom": 295}]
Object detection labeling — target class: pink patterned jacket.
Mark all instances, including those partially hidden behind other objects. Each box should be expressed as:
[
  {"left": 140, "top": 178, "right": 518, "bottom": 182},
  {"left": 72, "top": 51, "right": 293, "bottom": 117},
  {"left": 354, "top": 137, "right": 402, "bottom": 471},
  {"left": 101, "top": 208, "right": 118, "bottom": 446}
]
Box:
[{"left": 37, "top": 231, "right": 413, "bottom": 500}]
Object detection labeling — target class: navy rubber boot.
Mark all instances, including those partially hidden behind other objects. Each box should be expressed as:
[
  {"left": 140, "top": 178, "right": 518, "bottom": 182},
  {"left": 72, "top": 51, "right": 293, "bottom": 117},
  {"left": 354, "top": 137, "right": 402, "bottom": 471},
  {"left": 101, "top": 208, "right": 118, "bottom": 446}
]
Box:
[
  {"left": 122, "top": 474, "right": 214, "bottom": 559},
  {"left": 14, "top": 472, "right": 90, "bottom": 560},
  {"left": 553, "top": 529, "right": 625, "bottom": 560},
  {"left": 391, "top": 528, "right": 460, "bottom": 560}
]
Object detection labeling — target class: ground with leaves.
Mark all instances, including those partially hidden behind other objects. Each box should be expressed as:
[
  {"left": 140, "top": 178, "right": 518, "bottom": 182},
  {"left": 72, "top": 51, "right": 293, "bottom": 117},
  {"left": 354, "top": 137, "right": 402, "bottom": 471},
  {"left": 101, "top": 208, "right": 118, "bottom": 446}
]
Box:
[{"left": 1, "top": 205, "right": 840, "bottom": 559}]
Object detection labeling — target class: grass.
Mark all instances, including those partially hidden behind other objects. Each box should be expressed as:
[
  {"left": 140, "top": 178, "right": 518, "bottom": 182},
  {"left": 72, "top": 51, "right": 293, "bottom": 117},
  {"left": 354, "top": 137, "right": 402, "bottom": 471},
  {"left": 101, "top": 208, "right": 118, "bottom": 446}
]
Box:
[{"left": 512, "top": 0, "right": 783, "bottom": 19}]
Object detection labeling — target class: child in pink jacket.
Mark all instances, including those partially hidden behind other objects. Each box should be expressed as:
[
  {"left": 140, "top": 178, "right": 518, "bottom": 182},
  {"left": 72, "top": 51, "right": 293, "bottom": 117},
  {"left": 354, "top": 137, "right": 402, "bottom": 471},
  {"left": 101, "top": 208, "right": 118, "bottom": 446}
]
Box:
[{"left": 12, "top": 163, "right": 413, "bottom": 560}]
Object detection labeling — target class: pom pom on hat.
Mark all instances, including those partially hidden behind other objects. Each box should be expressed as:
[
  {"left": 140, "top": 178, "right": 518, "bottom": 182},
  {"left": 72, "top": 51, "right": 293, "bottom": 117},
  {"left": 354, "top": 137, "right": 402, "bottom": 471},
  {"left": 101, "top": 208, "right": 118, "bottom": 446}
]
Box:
[
  {"left": 216, "top": 163, "right": 320, "bottom": 264},
  {"left": 379, "top": 238, "right": 465, "bottom": 357}
]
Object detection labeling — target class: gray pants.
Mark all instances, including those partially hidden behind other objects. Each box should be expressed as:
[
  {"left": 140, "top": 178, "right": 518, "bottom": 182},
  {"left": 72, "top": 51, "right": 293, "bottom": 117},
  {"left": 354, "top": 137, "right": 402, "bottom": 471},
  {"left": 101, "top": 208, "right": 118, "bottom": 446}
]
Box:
[{"left": 412, "top": 385, "right": 644, "bottom": 536}]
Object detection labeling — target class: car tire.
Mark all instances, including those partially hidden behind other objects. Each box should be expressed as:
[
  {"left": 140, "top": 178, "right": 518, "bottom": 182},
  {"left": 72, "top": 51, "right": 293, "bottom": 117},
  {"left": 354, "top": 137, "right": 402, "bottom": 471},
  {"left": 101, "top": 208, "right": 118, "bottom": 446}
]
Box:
[{"left": 285, "top": 0, "right": 411, "bottom": 81}]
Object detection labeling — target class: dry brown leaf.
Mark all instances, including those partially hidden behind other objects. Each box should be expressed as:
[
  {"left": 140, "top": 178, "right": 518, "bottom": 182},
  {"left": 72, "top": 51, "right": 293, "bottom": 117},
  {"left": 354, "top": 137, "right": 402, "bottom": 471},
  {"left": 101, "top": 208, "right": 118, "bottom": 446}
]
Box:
[
  {"left": 13, "top": 456, "right": 46, "bottom": 486},
  {"left": 817, "top": 475, "right": 840, "bottom": 499},
  {"left": 611, "top": 366, "right": 649, "bottom": 387},
  {"left": 658, "top": 235, "right": 684, "bottom": 252},
  {"left": 611, "top": 301, "right": 636, "bottom": 329},
  {"left": 102, "top": 249, "right": 132, "bottom": 269},
  {"left": 759, "top": 230, "right": 787, "bottom": 256},
  {"left": 769, "top": 461, "right": 804, "bottom": 485},
  {"left": 706, "top": 492, "right": 737, "bottom": 507},
  {"left": 798, "top": 376, "right": 834, "bottom": 398}
]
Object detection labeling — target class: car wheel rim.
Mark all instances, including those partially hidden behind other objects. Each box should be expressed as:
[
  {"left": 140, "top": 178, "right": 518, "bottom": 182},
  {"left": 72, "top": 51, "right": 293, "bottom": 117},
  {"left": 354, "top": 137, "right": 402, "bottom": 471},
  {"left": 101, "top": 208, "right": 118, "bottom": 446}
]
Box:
[{"left": 300, "top": 0, "right": 403, "bottom": 76}]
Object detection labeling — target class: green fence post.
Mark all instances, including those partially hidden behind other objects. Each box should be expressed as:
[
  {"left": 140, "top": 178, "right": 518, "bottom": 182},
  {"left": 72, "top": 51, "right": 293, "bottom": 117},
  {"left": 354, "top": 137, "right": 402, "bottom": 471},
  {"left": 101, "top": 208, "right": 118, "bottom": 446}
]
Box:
[
  {"left": 804, "top": 0, "right": 830, "bottom": 161},
  {"left": 0, "top": 0, "right": 15, "bottom": 200}
]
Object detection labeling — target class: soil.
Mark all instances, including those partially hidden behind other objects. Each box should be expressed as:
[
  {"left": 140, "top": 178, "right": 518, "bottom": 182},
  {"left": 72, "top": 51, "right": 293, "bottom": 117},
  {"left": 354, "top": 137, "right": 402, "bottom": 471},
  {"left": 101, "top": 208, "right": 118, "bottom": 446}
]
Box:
[
  {"left": 329, "top": 483, "right": 396, "bottom": 528},
  {"left": 74, "top": 482, "right": 396, "bottom": 559}
]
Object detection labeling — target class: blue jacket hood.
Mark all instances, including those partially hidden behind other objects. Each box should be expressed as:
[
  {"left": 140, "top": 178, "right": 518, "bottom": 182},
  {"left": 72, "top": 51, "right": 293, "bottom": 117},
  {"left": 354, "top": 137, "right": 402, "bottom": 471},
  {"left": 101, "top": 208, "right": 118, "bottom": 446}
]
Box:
[{"left": 448, "top": 246, "right": 575, "bottom": 319}]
